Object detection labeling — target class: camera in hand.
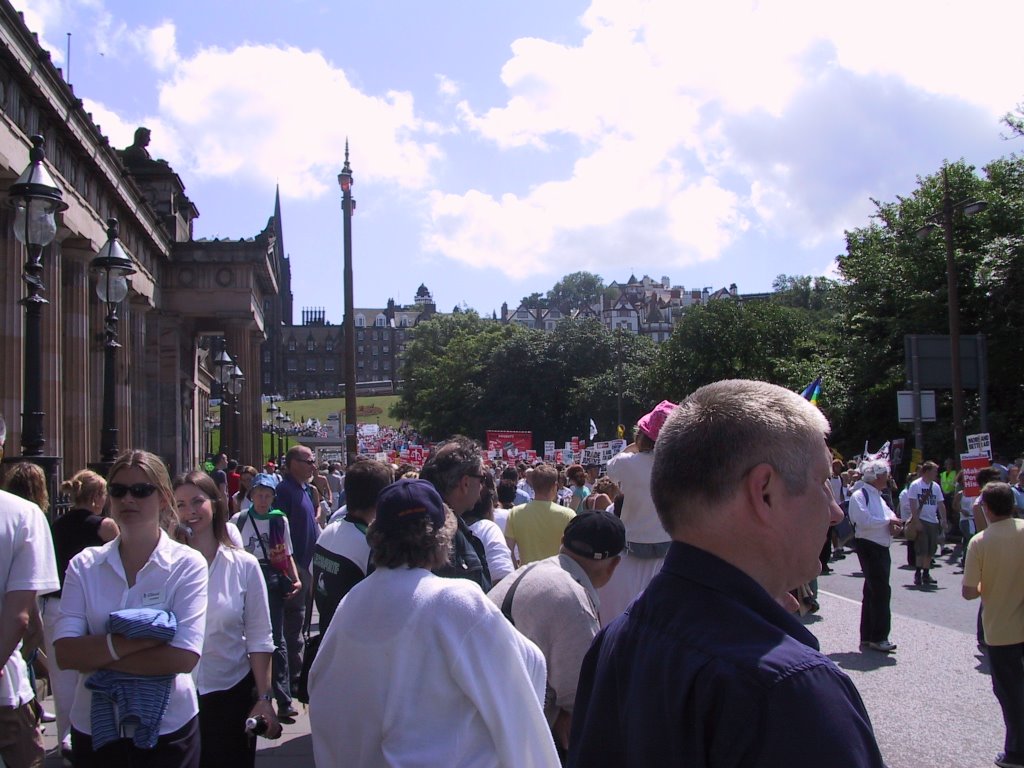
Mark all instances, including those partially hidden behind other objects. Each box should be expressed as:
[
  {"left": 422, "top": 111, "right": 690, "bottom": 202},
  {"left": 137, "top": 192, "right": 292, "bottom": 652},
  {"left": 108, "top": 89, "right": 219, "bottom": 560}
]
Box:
[{"left": 245, "top": 716, "right": 269, "bottom": 736}]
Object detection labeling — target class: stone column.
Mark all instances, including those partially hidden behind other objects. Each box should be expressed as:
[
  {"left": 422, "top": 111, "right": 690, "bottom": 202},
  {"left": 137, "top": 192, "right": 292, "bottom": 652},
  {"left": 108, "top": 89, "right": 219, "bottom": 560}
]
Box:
[
  {"left": 0, "top": 207, "right": 22, "bottom": 455},
  {"left": 225, "top": 324, "right": 258, "bottom": 464},
  {"left": 40, "top": 243, "right": 63, "bottom": 481},
  {"left": 59, "top": 248, "right": 94, "bottom": 474}
]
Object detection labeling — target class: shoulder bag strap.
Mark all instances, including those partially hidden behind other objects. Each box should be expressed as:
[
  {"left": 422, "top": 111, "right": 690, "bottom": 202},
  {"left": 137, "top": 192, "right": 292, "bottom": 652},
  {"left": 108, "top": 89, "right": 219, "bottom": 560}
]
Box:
[{"left": 500, "top": 563, "right": 540, "bottom": 627}]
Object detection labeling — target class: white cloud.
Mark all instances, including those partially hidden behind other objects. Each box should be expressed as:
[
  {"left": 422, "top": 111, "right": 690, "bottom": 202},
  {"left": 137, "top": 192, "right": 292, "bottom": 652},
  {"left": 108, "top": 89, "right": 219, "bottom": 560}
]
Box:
[
  {"left": 140, "top": 21, "right": 178, "bottom": 72},
  {"left": 436, "top": 74, "right": 459, "bottom": 99},
  {"left": 151, "top": 43, "right": 442, "bottom": 196},
  {"left": 430, "top": 0, "right": 1024, "bottom": 281}
]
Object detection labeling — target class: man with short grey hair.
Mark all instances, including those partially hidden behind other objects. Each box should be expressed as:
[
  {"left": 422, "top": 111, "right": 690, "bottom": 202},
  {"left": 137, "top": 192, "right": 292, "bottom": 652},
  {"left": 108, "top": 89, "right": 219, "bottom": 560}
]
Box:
[
  {"left": 848, "top": 459, "right": 903, "bottom": 653},
  {"left": 569, "top": 379, "right": 885, "bottom": 768}
]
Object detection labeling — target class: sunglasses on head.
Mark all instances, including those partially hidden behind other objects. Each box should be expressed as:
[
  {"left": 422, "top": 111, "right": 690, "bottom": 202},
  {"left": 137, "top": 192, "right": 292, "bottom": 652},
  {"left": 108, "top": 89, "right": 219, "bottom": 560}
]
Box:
[{"left": 109, "top": 482, "right": 159, "bottom": 499}]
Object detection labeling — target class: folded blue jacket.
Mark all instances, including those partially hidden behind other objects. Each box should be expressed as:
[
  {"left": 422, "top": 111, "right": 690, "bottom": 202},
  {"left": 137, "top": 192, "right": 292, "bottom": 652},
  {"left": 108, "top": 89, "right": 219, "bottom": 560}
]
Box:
[{"left": 85, "top": 609, "right": 178, "bottom": 750}]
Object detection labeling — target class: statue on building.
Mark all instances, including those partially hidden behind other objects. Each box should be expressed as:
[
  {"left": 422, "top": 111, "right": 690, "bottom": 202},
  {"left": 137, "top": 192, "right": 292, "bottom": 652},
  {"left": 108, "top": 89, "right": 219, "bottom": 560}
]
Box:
[{"left": 121, "top": 126, "right": 152, "bottom": 163}]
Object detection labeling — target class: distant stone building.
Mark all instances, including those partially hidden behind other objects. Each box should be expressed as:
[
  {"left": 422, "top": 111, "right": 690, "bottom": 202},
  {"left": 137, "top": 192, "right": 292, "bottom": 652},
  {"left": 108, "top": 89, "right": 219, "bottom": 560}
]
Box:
[
  {"left": 266, "top": 284, "right": 438, "bottom": 398},
  {"left": 499, "top": 275, "right": 763, "bottom": 343}
]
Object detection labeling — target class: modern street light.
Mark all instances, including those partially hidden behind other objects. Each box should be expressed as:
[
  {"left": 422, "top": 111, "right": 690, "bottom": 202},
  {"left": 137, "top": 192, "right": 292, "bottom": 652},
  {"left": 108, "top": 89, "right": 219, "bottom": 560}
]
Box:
[
  {"left": 338, "top": 141, "right": 358, "bottom": 465},
  {"left": 89, "top": 218, "right": 135, "bottom": 472},
  {"left": 7, "top": 134, "right": 68, "bottom": 501},
  {"left": 916, "top": 165, "right": 988, "bottom": 460}
]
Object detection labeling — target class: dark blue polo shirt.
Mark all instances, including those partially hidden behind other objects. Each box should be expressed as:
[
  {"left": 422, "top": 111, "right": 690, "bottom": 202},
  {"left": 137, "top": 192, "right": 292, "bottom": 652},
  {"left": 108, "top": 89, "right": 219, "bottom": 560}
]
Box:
[
  {"left": 274, "top": 475, "right": 318, "bottom": 571},
  {"left": 568, "top": 541, "right": 886, "bottom": 768}
]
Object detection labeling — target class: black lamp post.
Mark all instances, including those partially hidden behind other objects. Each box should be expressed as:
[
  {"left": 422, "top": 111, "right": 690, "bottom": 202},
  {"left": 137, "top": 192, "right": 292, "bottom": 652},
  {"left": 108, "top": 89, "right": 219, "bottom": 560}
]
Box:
[
  {"left": 338, "top": 141, "right": 358, "bottom": 465},
  {"left": 7, "top": 134, "right": 68, "bottom": 501},
  {"left": 267, "top": 396, "right": 280, "bottom": 464},
  {"left": 916, "top": 166, "right": 987, "bottom": 461},
  {"left": 226, "top": 363, "right": 244, "bottom": 461},
  {"left": 213, "top": 345, "right": 234, "bottom": 456},
  {"left": 89, "top": 219, "right": 135, "bottom": 473},
  {"left": 282, "top": 412, "right": 292, "bottom": 455},
  {"left": 274, "top": 412, "right": 285, "bottom": 462}
]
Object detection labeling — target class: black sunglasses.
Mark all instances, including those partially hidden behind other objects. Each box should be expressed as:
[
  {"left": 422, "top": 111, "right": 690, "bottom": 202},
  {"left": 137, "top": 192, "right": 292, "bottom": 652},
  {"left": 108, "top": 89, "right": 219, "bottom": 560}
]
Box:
[{"left": 109, "top": 482, "right": 159, "bottom": 499}]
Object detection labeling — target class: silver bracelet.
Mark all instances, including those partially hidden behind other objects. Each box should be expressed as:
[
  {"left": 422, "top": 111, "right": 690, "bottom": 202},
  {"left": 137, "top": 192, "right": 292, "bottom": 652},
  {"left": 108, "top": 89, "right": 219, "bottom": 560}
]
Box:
[{"left": 106, "top": 633, "right": 121, "bottom": 662}]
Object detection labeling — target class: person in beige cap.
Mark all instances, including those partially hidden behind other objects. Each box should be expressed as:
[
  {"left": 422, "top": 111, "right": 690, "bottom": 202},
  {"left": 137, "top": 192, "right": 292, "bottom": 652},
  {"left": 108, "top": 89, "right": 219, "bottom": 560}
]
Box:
[{"left": 597, "top": 400, "right": 676, "bottom": 626}]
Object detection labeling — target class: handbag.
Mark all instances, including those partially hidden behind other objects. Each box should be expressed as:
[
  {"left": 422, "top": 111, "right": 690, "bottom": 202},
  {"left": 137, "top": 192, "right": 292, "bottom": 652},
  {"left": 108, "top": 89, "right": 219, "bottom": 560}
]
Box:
[
  {"left": 833, "top": 515, "right": 855, "bottom": 547},
  {"left": 244, "top": 513, "right": 291, "bottom": 594},
  {"left": 903, "top": 517, "right": 922, "bottom": 542}
]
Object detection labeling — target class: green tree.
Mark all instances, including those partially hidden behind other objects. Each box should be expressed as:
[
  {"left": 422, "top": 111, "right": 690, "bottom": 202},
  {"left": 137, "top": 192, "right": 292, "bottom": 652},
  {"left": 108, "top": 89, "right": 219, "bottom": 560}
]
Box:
[
  {"left": 392, "top": 313, "right": 518, "bottom": 438},
  {"left": 833, "top": 160, "right": 1002, "bottom": 458},
  {"left": 546, "top": 271, "right": 605, "bottom": 313},
  {"left": 518, "top": 292, "right": 548, "bottom": 310}
]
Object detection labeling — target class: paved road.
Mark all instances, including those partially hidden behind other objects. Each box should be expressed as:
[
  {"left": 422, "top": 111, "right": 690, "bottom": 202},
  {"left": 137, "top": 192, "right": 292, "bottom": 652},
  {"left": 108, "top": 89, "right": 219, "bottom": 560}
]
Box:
[{"left": 36, "top": 542, "right": 1003, "bottom": 767}]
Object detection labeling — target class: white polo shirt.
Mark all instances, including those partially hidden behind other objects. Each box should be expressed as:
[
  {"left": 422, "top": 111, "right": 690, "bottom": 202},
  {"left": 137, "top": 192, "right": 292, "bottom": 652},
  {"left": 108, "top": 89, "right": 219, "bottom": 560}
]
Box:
[
  {"left": 193, "top": 545, "right": 274, "bottom": 696},
  {"left": 0, "top": 490, "right": 60, "bottom": 707},
  {"left": 54, "top": 531, "right": 208, "bottom": 735}
]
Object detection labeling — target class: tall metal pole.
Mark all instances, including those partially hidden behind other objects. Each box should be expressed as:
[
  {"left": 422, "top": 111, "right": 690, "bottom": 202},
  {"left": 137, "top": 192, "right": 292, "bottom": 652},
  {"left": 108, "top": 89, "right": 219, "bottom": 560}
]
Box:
[
  {"left": 941, "top": 168, "right": 966, "bottom": 459},
  {"left": 339, "top": 141, "right": 358, "bottom": 464}
]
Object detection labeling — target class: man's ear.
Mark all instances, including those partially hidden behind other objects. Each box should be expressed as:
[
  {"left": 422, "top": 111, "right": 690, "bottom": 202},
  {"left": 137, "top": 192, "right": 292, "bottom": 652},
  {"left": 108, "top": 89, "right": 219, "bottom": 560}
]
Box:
[{"left": 745, "top": 463, "right": 776, "bottom": 524}]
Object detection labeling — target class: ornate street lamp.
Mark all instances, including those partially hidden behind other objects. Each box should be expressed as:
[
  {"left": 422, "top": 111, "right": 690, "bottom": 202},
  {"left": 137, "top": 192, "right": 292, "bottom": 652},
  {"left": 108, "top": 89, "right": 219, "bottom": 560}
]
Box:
[
  {"left": 7, "top": 134, "right": 68, "bottom": 502},
  {"left": 213, "top": 345, "right": 234, "bottom": 456},
  {"left": 8, "top": 135, "right": 68, "bottom": 455},
  {"left": 226, "top": 364, "right": 244, "bottom": 460},
  {"left": 338, "top": 141, "right": 358, "bottom": 465},
  {"left": 89, "top": 219, "right": 135, "bottom": 471},
  {"left": 282, "top": 412, "right": 293, "bottom": 454},
  {"left": 267, "top": 396, "right": 280, "bottom": 464},
  {"left": 916, "top": 166, "right": 988, "bottom": 460}
]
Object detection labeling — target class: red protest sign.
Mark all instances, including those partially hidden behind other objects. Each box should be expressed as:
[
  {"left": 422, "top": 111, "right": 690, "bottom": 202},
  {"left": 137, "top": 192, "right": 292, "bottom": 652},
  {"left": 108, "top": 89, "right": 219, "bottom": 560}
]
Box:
[{"left": 961, "top": 455, "right": 991, "bottom": 498}]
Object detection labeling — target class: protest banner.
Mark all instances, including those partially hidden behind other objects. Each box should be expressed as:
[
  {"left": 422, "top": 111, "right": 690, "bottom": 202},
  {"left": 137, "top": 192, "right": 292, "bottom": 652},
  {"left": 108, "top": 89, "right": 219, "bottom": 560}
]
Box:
[{"left": 966, "top": 433, "right": 993, "bottom": 460}]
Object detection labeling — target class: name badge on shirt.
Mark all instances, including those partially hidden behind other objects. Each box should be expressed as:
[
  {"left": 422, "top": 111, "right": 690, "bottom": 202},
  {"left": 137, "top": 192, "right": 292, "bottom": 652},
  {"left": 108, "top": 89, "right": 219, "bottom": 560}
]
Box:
[{"left": 142, "top": 590, "right": 165, "bottom": 607}]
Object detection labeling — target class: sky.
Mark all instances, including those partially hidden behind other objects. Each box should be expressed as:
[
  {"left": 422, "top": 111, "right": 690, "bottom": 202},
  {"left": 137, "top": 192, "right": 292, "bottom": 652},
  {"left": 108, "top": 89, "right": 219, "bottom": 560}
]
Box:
[{"left": 14, "top": 0, "right": 1024, "bottom": 321}]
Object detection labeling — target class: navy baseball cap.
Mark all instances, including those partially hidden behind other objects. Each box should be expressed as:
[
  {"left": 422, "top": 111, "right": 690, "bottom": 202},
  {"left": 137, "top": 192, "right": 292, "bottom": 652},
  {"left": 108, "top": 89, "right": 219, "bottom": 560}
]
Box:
[{"left": 375, "top": 479, "right": 446, "bottom": 531}]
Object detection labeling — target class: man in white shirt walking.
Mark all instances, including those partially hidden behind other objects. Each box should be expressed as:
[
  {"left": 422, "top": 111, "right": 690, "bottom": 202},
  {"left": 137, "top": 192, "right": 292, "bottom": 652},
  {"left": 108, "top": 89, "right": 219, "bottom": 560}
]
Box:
[
  {"left": 908, "top": 461, "right": 947, "bottom": 586},
  {"left": 0, "top": 488, "right": 60, "bottom": 767},
  {"left": 848, "top": 460, "right": 903, "bottom": 653}
]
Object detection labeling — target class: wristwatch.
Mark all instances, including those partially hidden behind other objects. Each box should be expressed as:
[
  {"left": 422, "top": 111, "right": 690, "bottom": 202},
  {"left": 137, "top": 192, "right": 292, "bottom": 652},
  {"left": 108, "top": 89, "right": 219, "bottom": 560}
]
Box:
[{"left": 257, "top": 693, "right": 273, "bottom": 702}]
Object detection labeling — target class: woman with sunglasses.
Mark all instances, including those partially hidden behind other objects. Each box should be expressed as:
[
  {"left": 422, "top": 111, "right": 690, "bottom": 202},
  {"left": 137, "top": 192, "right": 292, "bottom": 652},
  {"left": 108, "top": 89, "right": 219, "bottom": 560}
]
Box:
[
  {"left": 174, "top": 471, "right": 280, "bottom": 767},
  {"left": 53, "top": 450, "right": 208, "bottom": 767}
]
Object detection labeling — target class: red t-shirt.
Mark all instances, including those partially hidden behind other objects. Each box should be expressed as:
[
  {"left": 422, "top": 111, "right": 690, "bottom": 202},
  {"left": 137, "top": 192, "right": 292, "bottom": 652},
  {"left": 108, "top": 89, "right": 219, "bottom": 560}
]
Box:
[{"left": 227, "top": 471, "right": 241, "bottom": 497}]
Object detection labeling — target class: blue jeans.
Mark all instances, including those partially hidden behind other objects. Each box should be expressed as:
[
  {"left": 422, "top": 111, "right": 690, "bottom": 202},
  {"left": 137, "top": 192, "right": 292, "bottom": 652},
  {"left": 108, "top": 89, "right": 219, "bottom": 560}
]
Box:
[{"left": 266, "top": 580, "right": 291, "bottom": 706}]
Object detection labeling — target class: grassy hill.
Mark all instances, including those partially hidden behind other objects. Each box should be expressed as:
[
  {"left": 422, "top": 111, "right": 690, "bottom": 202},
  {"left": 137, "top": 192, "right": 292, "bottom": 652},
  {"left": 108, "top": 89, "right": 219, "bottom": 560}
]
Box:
[{"left": 265, "top": 394, "right": 402, "bottom": 427}]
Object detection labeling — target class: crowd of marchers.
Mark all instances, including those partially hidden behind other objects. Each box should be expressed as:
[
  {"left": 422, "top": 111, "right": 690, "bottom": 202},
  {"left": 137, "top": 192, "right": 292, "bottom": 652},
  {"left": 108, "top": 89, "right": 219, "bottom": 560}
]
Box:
[{"left": 3, "top": 380, "right": 1024, "bottom": 767}]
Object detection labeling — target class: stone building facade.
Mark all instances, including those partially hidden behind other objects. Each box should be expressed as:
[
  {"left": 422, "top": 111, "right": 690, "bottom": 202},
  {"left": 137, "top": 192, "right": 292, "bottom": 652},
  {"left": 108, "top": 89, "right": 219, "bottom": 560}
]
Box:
[
  {"left": 0, "top": 0, "right": 286, "bottom": 485},
  {"left": 266, "top": 283, "right": 437, "bottom": 398}
]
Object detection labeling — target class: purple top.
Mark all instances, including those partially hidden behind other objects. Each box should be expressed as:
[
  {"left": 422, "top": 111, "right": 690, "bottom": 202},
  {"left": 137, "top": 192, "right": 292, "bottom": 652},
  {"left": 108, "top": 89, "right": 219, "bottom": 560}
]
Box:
[{"left": 274, "top": 475, "right": 317, "bottom": 570}]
